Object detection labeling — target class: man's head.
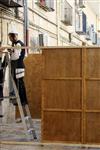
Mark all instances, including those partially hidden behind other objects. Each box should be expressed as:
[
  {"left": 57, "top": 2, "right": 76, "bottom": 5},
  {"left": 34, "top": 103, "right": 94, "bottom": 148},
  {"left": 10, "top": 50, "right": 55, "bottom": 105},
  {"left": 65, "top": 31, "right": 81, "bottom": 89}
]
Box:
[{"left": 8, "top": 29, "right": 18, "bottom": 43}]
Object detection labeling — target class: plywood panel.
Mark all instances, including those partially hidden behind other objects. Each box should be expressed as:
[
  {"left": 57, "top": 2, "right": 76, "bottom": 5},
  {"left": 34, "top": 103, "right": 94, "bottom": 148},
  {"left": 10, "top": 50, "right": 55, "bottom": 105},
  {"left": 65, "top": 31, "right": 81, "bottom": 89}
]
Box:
[
  {"left": 86, "top": 81, "right": 100, "bottom": 110},
  {"left": 43, "top": 48, "right": 82, "bottom": 78},
  {"left": 42, "top": 112, "right": 81, "bottom": 142},
  {"left": 85, "top": 113, "right": 100, "bottom": 144},
  {"left": 24, "top": 54, "right": 43, "bottom": 118},
  {"left": 86, "top": 49, "right": 100, "bottom": 78},
  {"left": 43, "top": 80, "right": 82, "bottom": 109},
  {"left": 42, "top": 47, "right": 100, "bottom": 144}
]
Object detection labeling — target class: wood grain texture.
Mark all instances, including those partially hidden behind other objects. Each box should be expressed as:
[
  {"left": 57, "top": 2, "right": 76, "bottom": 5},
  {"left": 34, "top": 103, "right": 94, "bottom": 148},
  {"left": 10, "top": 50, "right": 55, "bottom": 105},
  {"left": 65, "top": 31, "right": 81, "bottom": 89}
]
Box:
[
  {"left": 85, "top": 113, "right": 100, "bottom": 144},
  {"left": 42, "top": 112, "right": 81, "bottom": 142},
  {"left": 42, "top": 80, "right": 82, "bottom": 109},
  {"left": 24, "top": 54, "right": 43, "bottom": 118},
  {"left": 42, "top": 47, "right": 100, "bottom": 144},
  {"left": 16, "top": 54, "right": 43, "bottom": 118},
  {"left": 43, "top": 48, "right": 82, "bottom": 78},
  {"left": 86, "top": 49, "right": 100, "bottom": 78}
]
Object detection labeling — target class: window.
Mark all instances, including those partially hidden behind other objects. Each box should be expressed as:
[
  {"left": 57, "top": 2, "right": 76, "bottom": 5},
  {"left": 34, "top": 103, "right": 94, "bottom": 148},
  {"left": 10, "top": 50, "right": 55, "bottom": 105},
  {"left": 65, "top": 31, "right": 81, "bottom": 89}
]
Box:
[
  {"left": 75, "top": 10, "right": 87, "bottom": 34},
  {"left": 39, "top": 34, "right": 48, "bottom": 46},
  {"left": 35, "top": 0, "right": 54, "bottom": 11},
  {"left": 75, "top": 0, "right": 86, "bottom": 8},
  {"left": 61, "top": 0, "right": 73, "bottom": 26}
]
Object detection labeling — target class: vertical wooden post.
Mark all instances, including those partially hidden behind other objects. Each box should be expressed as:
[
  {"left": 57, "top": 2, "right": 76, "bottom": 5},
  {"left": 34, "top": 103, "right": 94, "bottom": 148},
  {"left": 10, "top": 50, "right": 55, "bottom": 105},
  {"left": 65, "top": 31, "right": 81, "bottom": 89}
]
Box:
[{"left": 82, "top": 47, "right": 86, "bottom": 144}]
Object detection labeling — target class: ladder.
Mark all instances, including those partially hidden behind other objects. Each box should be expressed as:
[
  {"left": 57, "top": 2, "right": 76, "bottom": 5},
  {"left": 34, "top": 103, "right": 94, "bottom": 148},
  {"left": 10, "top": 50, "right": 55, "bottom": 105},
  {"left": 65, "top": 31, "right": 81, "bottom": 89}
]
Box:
[
  {"left": 1, "top": 52, "right": 37, "bottom": 141},
  {"left": 11, "top": 76, "right": 37, "bottom": 141}
]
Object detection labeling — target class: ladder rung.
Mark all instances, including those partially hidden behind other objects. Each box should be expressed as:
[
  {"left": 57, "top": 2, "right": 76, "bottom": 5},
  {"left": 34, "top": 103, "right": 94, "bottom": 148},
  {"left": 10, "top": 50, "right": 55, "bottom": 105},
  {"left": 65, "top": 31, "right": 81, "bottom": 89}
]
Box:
[
  {"left": 0, "top": 96, "right": 17, "bottom": 99},
  {"left": 27, "top": 128, "right": 34, "bottom": 133}
]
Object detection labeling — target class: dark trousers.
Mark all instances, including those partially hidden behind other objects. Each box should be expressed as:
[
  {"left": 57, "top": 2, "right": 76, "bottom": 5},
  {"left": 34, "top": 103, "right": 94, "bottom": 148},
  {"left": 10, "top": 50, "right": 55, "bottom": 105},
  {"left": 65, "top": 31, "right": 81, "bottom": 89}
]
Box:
[
  {"left": 0, "top": 69, "right": 3, "bottom": 101},
  {"left": 14, "top": 77, "right": 28, "bottom": 106},
  {"left": 11, "top": 61, "right": 28, "bottom": 106}
]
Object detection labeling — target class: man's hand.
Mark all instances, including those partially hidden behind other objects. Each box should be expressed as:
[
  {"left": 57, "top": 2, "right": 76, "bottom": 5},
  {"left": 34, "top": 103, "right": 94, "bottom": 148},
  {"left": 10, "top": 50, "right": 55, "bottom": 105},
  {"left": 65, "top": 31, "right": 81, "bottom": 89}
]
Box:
[{"left": 7, "top": 49, "right": 14, "bottom": 54}]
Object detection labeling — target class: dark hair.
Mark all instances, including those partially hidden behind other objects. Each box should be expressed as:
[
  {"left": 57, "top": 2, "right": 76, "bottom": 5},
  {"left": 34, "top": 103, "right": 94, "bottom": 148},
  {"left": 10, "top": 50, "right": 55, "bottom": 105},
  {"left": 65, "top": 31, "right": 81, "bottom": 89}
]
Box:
[
  {"left": 0, "top": 41, "right": 2, "bottom": 46},
  {"left": 9, "top": 33, "right": 16, "bottom": 38}
]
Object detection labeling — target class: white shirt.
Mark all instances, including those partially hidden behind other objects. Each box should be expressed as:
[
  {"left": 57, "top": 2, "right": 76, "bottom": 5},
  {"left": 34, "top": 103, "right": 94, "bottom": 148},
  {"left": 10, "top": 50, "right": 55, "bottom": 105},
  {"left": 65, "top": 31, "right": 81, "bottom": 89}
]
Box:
[{"left": 11, "top": 43, "right": 21, "bottom": 60}]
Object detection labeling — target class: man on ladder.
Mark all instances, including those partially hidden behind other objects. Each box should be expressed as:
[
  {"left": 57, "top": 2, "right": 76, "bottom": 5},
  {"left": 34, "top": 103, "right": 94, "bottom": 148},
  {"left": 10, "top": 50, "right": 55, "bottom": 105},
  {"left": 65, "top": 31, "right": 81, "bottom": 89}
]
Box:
[
  {"left": 8, "top": 29, "right": 28, "bottom": 112},
  {"left": 8, "top": 29, "right": 37, "bottom": 140}
]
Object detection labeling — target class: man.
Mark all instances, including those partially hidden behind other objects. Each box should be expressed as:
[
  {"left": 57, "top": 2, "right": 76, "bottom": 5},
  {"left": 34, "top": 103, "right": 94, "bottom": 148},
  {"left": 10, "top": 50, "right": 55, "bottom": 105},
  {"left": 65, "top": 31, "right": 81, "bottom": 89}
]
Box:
[{"left": 8, "top": 29, "right": 28, "bottom": 117}]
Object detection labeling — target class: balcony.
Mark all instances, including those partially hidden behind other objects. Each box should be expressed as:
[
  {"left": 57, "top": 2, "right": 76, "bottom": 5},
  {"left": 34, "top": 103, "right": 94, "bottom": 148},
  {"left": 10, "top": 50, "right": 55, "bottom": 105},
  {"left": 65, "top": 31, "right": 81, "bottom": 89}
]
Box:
[{"left": 0, "top": 0, "right": 23, "bottom": 7}]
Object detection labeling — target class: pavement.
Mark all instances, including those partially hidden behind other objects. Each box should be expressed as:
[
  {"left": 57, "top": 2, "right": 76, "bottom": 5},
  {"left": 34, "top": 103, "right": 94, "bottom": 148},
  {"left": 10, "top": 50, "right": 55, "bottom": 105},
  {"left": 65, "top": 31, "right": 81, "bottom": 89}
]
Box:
[{"left": 0, "top": 119, "right": 100, "bottom": 150}]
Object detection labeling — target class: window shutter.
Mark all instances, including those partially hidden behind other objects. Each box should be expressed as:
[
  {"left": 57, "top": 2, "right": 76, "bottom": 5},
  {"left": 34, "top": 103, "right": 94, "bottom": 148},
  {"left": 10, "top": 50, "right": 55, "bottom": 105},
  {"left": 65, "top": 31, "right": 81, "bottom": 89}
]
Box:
[{"left": 83, "top": 12, "right": 86, "bottom": 33}]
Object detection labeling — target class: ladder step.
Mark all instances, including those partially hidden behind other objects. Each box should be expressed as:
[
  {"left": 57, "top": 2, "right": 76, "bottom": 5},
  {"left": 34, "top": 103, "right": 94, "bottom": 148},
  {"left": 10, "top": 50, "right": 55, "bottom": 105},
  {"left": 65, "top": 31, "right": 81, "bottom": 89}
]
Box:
[
  {"left": 0, "top": 96, "right": 17, "bottom": 100},
  {"left": 28, "top": 128, "right": 34, "bottom": 133},
  {"left": 25, "top": 116, "right": 31, "bottom": 120}
]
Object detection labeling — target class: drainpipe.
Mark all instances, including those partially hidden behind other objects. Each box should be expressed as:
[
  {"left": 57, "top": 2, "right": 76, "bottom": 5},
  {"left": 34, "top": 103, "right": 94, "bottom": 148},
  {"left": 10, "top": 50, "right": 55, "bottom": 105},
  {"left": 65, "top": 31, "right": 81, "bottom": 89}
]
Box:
[
  {"left": 56, "top": 0, "right": 61, "bottom": 46},
  {"left": 0, "top": 18, "right": 2, "bottom": 43},
  {"left": 24, "top": 0, "right": 29, "bottom": 51}
]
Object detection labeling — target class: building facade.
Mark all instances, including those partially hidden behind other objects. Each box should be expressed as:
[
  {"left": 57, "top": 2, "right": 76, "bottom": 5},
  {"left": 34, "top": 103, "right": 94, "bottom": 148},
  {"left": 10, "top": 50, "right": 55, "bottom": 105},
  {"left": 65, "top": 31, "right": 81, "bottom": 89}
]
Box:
[{"left": 0, "top": 0, "right": 100, "bottom": 49}]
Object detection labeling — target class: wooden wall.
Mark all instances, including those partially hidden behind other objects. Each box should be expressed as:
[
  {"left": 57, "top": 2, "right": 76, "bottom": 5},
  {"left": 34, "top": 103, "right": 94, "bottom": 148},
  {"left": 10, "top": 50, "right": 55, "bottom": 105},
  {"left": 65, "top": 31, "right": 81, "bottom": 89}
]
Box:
[
  {"left": 24, "top": 54, "right": 43, "bottom": 118},
  {"left": 42, "top": 47, "right": 100, "bottom": 144}
]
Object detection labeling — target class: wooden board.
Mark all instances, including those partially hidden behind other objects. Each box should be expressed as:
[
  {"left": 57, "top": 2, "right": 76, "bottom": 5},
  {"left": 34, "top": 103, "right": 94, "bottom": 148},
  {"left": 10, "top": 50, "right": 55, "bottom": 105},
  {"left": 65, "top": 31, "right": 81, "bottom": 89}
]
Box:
[
  {"left": 43, "top": 80, "right": 82, "bottom": 109},
  {"left": 42, "top": 47, "right": 100, "bottom": 144},
  {"left": 42, "top": 112, "right": 81, "bottom": 142},
  {"left": 16, "top": 54, "right": 43, "bottom": 119},
  {"left": 24, "top": 54, "right": 43, "bottom": 118},
  {"left": 43, "top": 48, "right": 82, "bottom": 78}
]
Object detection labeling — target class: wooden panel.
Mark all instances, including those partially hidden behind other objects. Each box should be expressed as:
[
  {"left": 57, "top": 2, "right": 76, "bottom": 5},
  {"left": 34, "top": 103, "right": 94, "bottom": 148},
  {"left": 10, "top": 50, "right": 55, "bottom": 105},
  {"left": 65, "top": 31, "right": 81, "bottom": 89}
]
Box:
[
  {"left": 42, "top": 112, "right": 81, "bottom": 142},
  {"left": 24, "top": 54, "right": 43, "bottom": 118},
  {"left": 43, "top": 48, "right": 82, "bottom": 78},
  {"left": 86, "top": 81, "right": 100, "bottom": 110},
  {"left": 86, "top": 49, "right": 100, "bottom": 78},
  {"left": 43, "top": 80, "right": 82, "bottom": 109},
  {"left": 42, "top": 47, "right": 100, "bottom": 144},
  {"left": 85, "top": 113, "right": 100, "bottom": 144}
]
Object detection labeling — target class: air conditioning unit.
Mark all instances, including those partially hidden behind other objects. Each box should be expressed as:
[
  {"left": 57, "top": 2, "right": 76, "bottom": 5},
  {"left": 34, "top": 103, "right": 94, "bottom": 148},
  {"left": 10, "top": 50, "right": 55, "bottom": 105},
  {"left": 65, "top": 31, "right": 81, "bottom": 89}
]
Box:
[
  {"left": 97, "top": 37, "right": 100, "bottom": 45},
  {"left": 39, "top": 34, "right": 48, "bottom": 46},
  {"left": 86, "top": 26, "right": 92, "bottom": 40},
  {"left": 0, "top": 0, "right": 23, "bottom": 7},
  {"left": 92, "top": 32, "right": 97, "bottom": 44},
  {"left": 75, "top": 11, "right": 86, "bottom": 34},
  {"left": 79, "top": 0, "right": 86, "bottom": 8}
]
